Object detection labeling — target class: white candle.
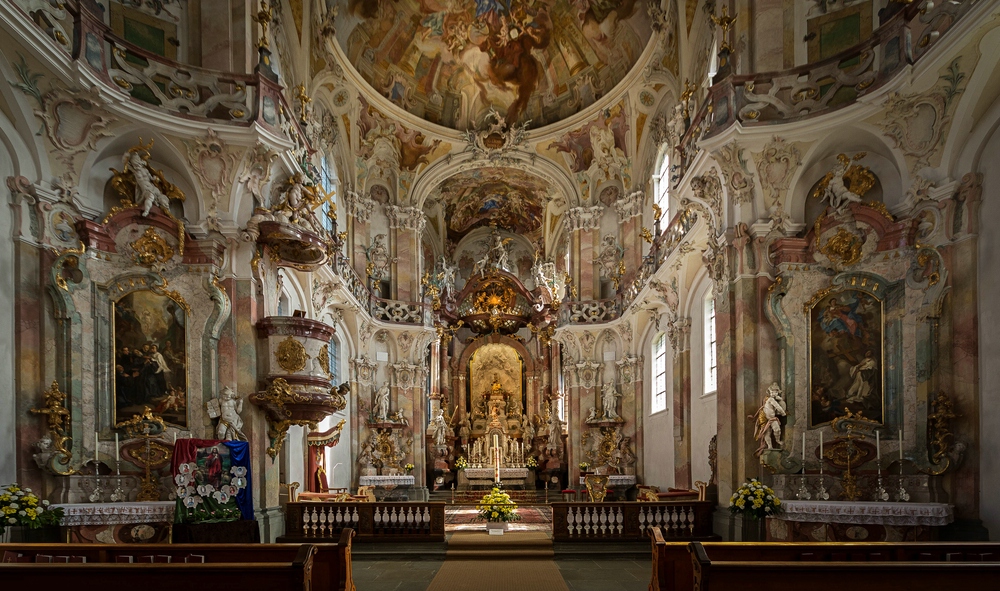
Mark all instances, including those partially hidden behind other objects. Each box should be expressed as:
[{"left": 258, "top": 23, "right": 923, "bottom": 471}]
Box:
[
  {"left": 801, "top": 432, "right": 806, "bottom": 461},
  {"left": 95, "top": 431, "right": 99, "bottom": 466},
  {"left": 115, "top": 433, "right": 119, "bottom": 463},
  {"left": 819, "top": 432, "right": 824, "bottom": 461},
  {"left": 876, "top": 431, "right": 880, "bottom": 461},
  {"left": 174, "top": 432, "right": 178, "bottom": 445}
]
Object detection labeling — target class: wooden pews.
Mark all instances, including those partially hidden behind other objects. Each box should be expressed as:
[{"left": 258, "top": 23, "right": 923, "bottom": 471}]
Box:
[
  {"left": 649, "top": 527, "right": 1000, "bottom": 591},
  {"left": 0, "top": 528, "right": 355, "bottom": 591}
]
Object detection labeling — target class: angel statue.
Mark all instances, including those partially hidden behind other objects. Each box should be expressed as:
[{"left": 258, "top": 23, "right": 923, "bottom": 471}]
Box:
[
  {"left": 206, "top": 386, "right": 246, "bottom": 441},
  {"left": 601, "top": 382, "right": 621, "bottom": 420},
  {"left": 751, "top": 382, "right": 787, "bottom": 454},
  {"left": 129, "top": 150, "right": 172, "bottom": 217},
  {"left": 817, "top": 153, "right": 870, "bottom": 211}
]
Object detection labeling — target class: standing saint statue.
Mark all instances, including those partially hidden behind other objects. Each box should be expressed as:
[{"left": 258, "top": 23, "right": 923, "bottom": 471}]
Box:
[
  {"left": 751, "top": 382, "right": 787, "bottom": 454},
  {"left": 206, "top": 386, "right": 246, "bottom": 441},
  {"left": 430, "top": 408, "right": 449, "bottom": 447},
  {"left": 601, "top": 382, "right": 620, "bottom": 420},
  {"left": 373, "top": 383, "right": 390, "bottom": 421}
]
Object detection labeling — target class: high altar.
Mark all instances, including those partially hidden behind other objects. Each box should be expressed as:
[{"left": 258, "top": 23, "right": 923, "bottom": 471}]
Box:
[{"left": 461, "top": 380, "right": 530, "bottom": 488}]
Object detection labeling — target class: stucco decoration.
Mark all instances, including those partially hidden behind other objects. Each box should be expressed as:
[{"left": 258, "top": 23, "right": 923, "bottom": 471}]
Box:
[
  {"left": 753, "top": 136, "right": 803, "bottom": 208},
  {"left": 185, "top": 129, "right": 241, "bottom": 229},
  {"left": 332, "top": 0, "right": 652, "bottom": 130},
  {"left": 712, "top": 141, "right": 755, "bottom": 205}
]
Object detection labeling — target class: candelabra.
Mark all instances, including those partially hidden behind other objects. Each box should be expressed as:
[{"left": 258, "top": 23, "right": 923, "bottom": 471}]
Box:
[
  {"left": 815, "top": 460, "right": 830, "bottom": 501},
  {"left": 895, "top": 460, "right": 910, "bottom": 502},
  {"left": 795, "top": 470, "right": 811, "bottom": 500},
  {"left": 88, "top": 461, "right": 104, "bottom": 503},
  {"left": 873, "top": 459, "right": 889, "bottom": 501},
  {"left": 110, "top": 460, "right": 127, "bottom": 502}
]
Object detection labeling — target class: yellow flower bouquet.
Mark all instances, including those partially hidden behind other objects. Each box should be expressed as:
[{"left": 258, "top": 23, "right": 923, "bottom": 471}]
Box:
[
  {"left": 728, "top": 478, "right": 782, "bottom": 520},
  {"left": 476, "top": 487, "right": 521, "bottom": 523},
  {"left": 0, "top": 483, "right": 63, "bottom": 534}
]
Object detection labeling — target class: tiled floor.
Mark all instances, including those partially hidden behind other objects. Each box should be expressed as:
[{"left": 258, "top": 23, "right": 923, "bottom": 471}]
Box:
[{"left": 352, "top": 557, "right": 652, "bottom": 591}]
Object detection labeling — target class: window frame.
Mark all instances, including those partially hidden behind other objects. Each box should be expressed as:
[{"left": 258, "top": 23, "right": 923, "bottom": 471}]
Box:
[
  {"left": 654, "top": 152, "right": 671, "bottom": 223},
  {"left": 704, "top": 295, "right": 718, "bottom": 395},
  {"left": 651, "top": 332, "right": 668, "bottom": 414}
]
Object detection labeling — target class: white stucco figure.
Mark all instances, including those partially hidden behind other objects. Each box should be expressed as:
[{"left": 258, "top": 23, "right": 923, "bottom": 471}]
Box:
[
  {"left": 129, "top": 151, "right": 171, "bottom": 217},
  {"left": 374, "top": 383, "right": 390, "bottom": 421},
  {"left": 753, "top": 382, "right": 787, "bottom": 451},
  {"left": 431, "top": 408, "right": 449, "bottom": 447},
  {"left": 821, "top": 155, "right": 864, "bottom": 211},
  {"left": 212, "top": 386, "right": 246, "bottom": 441},
  {"left": 601, "top": 382, "right": 620, "bottom": 420}
]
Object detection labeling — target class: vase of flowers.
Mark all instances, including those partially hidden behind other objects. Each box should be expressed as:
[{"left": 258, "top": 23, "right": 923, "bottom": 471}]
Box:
[
  {"left": 476, "top": 486, "right": 521, "bottom": 535},
  {"left": 525, "top": 456, "right": 537, "bottom": 469},
  {"left": 578, "top": 462, "right": 590, "bottom": 473},
  {"left": 0, "top": 483, "right": 64, "bottom": 542},
  {"left": 404, "top": 463, "right": 415, "bottom": 474},
  {"left": 728, "top": 479, "right": 782, "bottom": 541},
  {"left": 455, "top": 456, "right": 468, "bottom": 470}
]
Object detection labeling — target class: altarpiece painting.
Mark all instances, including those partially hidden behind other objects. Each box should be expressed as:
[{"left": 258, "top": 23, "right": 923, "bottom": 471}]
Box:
[
  {"left": 113, "top": 289, "right": 187, "bottom": 427},
  {"left": 809, "top": 288, "right": 884, "bottom": 427},
  {"left": 468, "top": 343, "right": 525, "bottom": 432}
]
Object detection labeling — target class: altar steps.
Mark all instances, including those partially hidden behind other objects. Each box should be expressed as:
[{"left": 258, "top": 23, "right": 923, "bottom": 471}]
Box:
[{"left": 428, "top": 490, "right": 552, "bottom": 505}]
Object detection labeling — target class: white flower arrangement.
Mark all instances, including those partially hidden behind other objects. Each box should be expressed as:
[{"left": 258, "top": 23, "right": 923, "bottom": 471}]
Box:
[{"left": 728, "top": 478, "right": 782, "bottom": 520}]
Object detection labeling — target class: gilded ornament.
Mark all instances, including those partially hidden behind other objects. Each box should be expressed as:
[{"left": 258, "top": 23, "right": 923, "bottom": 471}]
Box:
[
  {"left": 275, "top": 336, "right": 309, "bottom": 373},
  {"left": 30, "top": 381, "right": 77, "bottom": 475},
  {"left": 317, "top": 344, "right": 332, "bottom": 377},
  {"left": 819, "top": 228, "right": 863, "bottom": 267},
  {"left": 130, "top": 227, "right": 175, "bottom": 267},
  {"left": 810, "top": 153, "right": 876, "bottom": 202},
  {"left": 928, "top": 392, "right": 957, "bottom": 466}
]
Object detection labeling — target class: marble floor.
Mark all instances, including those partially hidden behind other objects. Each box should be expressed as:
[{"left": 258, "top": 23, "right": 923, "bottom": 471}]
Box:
[{"left": 352, "top": 557, "right": 652, "bottom": 591}]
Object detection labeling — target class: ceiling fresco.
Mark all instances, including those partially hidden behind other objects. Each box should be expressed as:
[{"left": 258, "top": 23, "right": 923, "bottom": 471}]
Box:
[
  {"left": 334, "top": 0, "right": 653, "bottom": 130},
  {"left": 434, "top": 167, "right": 548, "bottom": 238}
]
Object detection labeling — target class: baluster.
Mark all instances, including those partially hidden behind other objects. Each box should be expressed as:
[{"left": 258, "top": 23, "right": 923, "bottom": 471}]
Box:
[
  {"left": 353, "top": 507, "right": 361, "bottom": 526},
  {"left": 567, "top": 507, "right": 577, "bottom": 536},
  {"left": 310, "top": 507, "right": 318, "bottom": 537},
  {"left": 423, "top": 507, "right": 430, "bottom": 531},
  {"left": 615, "top": 507, "right": 623, "bottom": 535},
  {"left": 318, "top": 507, "right": 326, "bottom": 536},
  {"left": 391, "top": 507, "right": 399, "bottom": 528},
  {"left": 584, "top": 507, "right": 592, "bottom": 536},
  {"left": 596, "top": 507, "right": 605, "bottom": 535},
  {"left": 687, "top": 506, "right": 695, "bottom": 534},
  {"left": 302, "top": 507, "right": 311, "bottom": 536},
  {"left": 406, "top": 507, "right": 414, "bottom": 527},
  {"left": 374, "top": 507, "right": 383, "bottom": 530},
  {"left": 639, "top": 506, "right": 647, "bottom": 533}
]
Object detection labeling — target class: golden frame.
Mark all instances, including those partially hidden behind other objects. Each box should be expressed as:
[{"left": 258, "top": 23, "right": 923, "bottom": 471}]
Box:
[
  {"left": 806, "top": 284, "right": 886, "bottom": 428},
  {"left": 112, "top": 288, "right": 189, "bottom": 428}
]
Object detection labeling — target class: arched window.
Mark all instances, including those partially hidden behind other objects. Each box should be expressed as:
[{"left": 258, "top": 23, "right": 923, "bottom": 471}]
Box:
[
  {"left": 329, "top": 335, "right": 341, "bottom": 385},
  {"left": 320, "top": 154, "right": 337, "bottom": 234},
  {"left": 654, "top": 152, "right": 671, "bottom": 222},
  {"left": 652, "top": 333, "right": 668, "bottom": 413},
  {"left": 704, "top": 294, "right": 718, "bottom": 394}
]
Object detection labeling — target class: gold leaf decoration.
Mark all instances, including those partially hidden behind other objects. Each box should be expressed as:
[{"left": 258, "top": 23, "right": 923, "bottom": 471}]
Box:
[{"left": 275, "top": 336, "right": 309, "bottom": 373}]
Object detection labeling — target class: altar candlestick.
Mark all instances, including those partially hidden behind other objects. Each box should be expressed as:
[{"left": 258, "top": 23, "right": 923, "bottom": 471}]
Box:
[
  {"left": 899, "top": 429, "right": 903, "bottom": 460},
  {"left": 801, "top": 432, "right": 806, "bottom": 461},
  {"left": 115, "top": 433, "right": 119, "bottom": 463},
  {"left": 876, "top": 431, "right": 880, "bottom": 461},
  {"left": 95, "top": 431, "right": 99, "bottom": 466},
  {"left": 820, "top": 432, "right": 823, "bottom": 461}
]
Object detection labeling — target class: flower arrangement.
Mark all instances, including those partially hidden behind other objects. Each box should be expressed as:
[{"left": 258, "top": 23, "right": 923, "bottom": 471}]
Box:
[
  {"left": 404, "top": 463, "right": 415, "bottom": 474},
  {"left": 455, "top": 456, "right": 468, "bottom": 470},
  {"left": 578, "top": 462, "right": 590, "bottom": 471},
  {"left": 175, "top": 464, "right": 247, "bottom": 523},
  {"left": 476, "top": 487, "right": 521, "bottom": 523},
  {"left": 729, "top": 479, "right": 782, "bottom": 520},
  {"left": 0, "top": 483, "right": 63, "bottom": 534},
  {"left": 525, "top": 456, "right": 538, "bottom": 468}
]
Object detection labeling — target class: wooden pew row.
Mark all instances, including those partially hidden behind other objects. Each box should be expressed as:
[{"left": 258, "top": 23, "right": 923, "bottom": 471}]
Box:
[
  {"left": 689, "top": 542, "right": 1000, "bottom": 591},
  {"left": 0, "top": 528, "right": 355, "bottom": 591},
  {"left": 649, "top": 527, "right": 1000, "bottom": 591}
]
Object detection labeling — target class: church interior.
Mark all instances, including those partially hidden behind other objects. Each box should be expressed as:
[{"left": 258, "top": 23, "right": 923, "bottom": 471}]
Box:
[{"left": 2, "top": 0, "right": 1000, "bottom": 588}]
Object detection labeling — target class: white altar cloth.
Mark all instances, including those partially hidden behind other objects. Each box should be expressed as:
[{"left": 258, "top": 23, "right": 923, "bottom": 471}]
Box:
[
  {"left": 52, "top": 502, "right": 175, "bottom": 527},
  {"left": 579, "top": 475, "right": 637, "bottom": 486},
  {"left": 359, "top": 475, "right": 415, "bottom": 487},
  {"left": 779, "top": 501, "right": 953, "bottom": 526},
  {"left": 464, "top": 468, "right": 529, "bottom": 480}
]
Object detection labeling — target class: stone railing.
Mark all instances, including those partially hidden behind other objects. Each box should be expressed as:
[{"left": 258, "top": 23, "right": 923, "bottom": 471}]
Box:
[
  {"left": 370, "top": 297, "right": 426, "bottom": 325},
  {"left": 551, "top": 501, "right": 716, "bottom": 542},
  {"left": 674, "top": 1, "right": 977, "bottom": 183},
  {"left": 281, "top": 501, "right": 445, "bottom": 542},
  {"left": 7, "top": 0, "right": 308, "bottom": 146}
]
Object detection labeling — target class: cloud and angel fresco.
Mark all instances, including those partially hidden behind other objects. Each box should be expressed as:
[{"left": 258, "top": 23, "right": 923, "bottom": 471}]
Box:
[
  {"left": 438, "top": 167, "right": 547, "bottom": 239},
  {"left": 334, "top": 0, "right": 652, "bottom": 130},
  {"left": 809, "top": 289, "right": 884, "bottom": 427}
]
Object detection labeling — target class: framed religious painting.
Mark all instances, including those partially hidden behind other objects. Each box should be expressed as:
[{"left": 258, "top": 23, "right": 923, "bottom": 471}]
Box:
[
  {"left": 808, "top": 287, "right": 885, "bottom": 427},
  {"left": 112, "top": 289, "right": 188, "bottom": 428}
]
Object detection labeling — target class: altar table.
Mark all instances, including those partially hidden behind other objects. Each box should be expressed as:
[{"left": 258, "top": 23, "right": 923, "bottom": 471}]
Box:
[
  {"left": 53, "top": 501, "right": 175, "bottom": 543},
  {"left": 462, "top": 467, "right": 530, "bottom": 488},
  {"left": 767, "top": 500, "right": 954, "bottom": 542},
  {"left": 358, "top": 475, "right": 415, "bottom": 500},
  {"left": 579, "top": 475, "right": 637, "bottom": 487}
]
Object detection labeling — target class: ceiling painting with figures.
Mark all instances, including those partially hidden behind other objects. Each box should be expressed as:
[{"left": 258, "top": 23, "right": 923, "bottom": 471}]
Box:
[
  {"left": 332, "top": 0, "right": 652, "bottom": 130},
  {"left": 113, "top": 290, "right": 187, "bottom": 428},
  {"left": 809, "top": 289, "right": 884, "bottom": 428},
  {"left": 435, "top": 167, "right": 547, "bottom": 240}
]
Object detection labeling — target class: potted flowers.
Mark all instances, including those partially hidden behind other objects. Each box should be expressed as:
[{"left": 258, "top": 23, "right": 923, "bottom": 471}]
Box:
[
  {"left": 728, "top": 478, "right": 782, "bottom": 541},
  {"left": 525, "top": 456, "right": 537, "bottom": 469},
  {"left": 578, "top": 462, "right": 590, "bottom": 474},
  {"left": 476, "top": 486, "right": 521, "bottom": 535},
  {"left": 404, "top": 463, "right": 415, "bottom": 474},
  {"left": 455, "top": 456, "right": 468, "bottom": 470},
  {"left": 0, "top": 483, "right": 64, "bottom": 542}
]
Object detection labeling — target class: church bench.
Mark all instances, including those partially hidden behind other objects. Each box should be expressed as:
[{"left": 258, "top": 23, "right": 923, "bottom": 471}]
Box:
[
  {"left": 0, "top": 528, "right": 355, "bottom": 590},
  {"left": 648, "top": 529, "right": 1000, "bottom": 591},
  {"left": 688, "top": 541, "right": 1000, "bottom": 591},
  {"left": 0, "top": 545, "right": 316, "bottom": 590}
]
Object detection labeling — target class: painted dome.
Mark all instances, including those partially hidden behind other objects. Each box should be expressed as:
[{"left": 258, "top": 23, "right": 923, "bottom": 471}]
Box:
[{"left": 332, "top": 0, "right": 654, "bottom": 130}]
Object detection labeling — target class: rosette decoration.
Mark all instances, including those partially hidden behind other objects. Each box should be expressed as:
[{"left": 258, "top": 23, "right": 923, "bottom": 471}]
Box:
[{"left": 171, "top": 439, "right": 252, "bottom": 523}]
